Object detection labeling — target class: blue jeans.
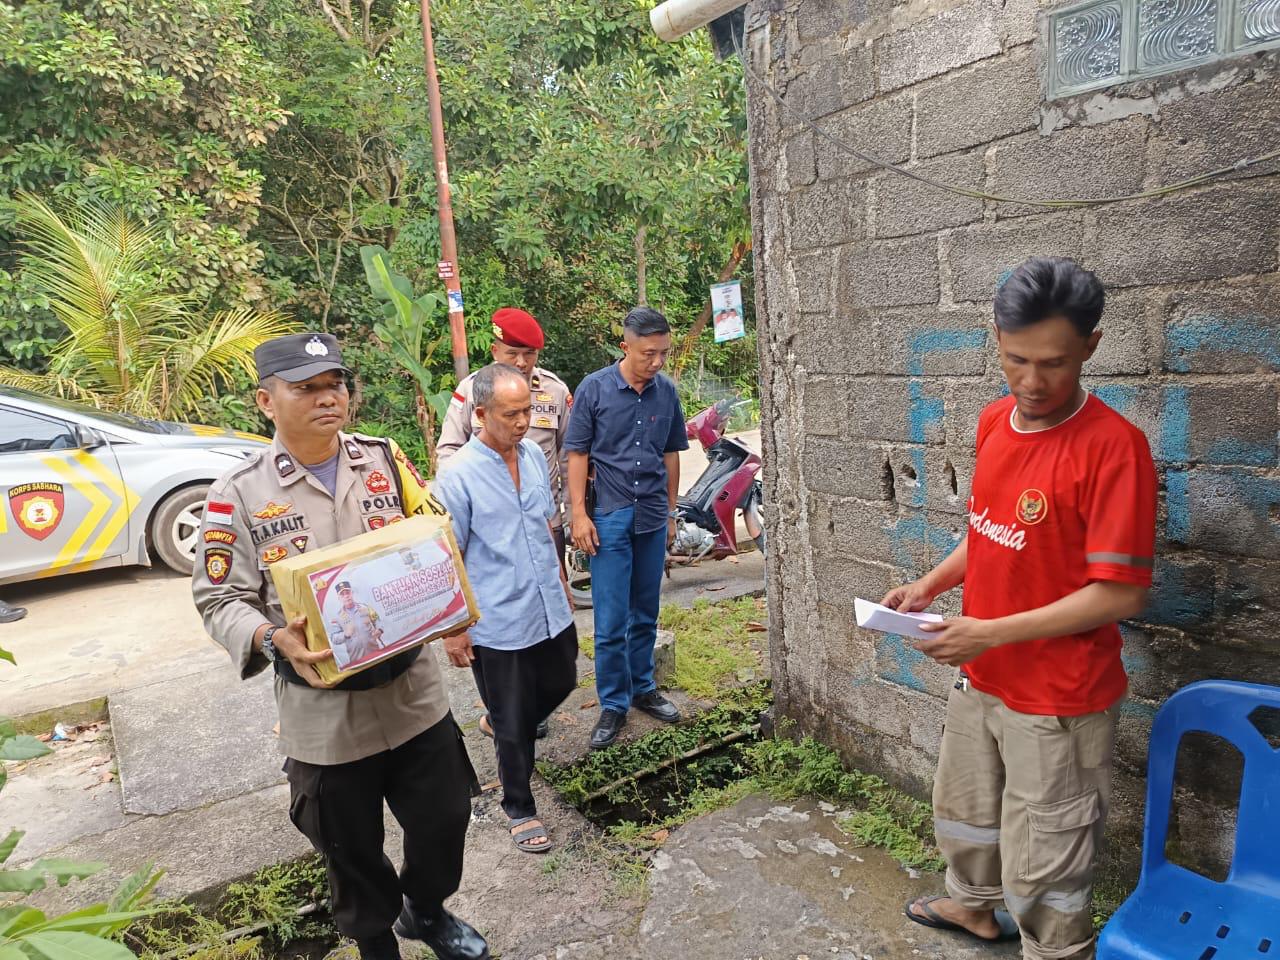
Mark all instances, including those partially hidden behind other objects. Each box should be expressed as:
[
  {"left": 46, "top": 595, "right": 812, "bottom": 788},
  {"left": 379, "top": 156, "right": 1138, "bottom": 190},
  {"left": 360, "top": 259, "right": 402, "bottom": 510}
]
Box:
[{"left": 590, "top": 506, "right": 667, "bottom": 714}]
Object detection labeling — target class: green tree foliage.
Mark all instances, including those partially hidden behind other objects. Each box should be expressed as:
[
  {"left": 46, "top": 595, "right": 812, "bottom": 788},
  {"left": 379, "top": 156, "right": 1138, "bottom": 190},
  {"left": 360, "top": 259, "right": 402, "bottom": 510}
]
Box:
[
  {"left": 0, "top": 0, "right": 754, "bottom": 439},
  {"left": 0, "top": 194, "right": 293, "bottom": 418},
  {"left": 0, "top": 0, "right": 288, "bottom": 367}
]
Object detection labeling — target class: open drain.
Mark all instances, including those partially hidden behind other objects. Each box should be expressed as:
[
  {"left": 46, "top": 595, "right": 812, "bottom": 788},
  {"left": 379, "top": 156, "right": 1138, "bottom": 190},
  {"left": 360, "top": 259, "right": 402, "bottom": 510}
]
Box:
[{"left": 540, "top": 686, "right": 770, "bottom": 831}]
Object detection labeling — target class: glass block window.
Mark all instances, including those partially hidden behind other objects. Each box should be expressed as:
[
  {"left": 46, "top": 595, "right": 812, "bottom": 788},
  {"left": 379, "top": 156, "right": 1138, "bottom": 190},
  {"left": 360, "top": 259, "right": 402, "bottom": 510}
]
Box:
[{"left": 1049, "top": 0, "right": 1280, "bottom": 96}]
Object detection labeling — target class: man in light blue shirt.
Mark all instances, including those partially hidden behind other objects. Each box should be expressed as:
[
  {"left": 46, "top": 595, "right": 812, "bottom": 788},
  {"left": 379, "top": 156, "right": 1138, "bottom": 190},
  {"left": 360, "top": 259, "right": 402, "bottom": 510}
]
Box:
[{"left": 434, "top": 364, "right": 577, "bottom": 855}]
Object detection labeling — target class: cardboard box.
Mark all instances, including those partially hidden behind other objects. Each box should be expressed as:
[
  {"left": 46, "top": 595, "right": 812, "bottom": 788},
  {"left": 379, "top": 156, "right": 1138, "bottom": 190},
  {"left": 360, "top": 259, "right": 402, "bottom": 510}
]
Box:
[{"left": 269, "top": 514, "right": 479, "bottom": 685}]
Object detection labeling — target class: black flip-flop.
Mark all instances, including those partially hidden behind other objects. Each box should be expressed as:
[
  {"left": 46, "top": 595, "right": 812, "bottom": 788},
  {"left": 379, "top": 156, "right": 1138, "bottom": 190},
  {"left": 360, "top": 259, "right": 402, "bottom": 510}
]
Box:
[
  {"left": 509, "top": 817, "right": 553, "bottom": 854},
  {"left": 904, "top": 896, "right": 1020, "bottom": 942}
]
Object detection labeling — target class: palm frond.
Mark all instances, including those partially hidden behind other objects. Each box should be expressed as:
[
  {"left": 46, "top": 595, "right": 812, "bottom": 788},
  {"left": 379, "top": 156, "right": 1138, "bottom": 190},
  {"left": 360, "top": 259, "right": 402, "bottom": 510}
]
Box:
[
  {"left": 162, "top": 308, "right": 298, "bottom": 418},
  {"left": 0, "top": 366, "right": 105, "bottom": 405},
  {"left": 11, "top": 193, "right": 178, "bottom": 390}
]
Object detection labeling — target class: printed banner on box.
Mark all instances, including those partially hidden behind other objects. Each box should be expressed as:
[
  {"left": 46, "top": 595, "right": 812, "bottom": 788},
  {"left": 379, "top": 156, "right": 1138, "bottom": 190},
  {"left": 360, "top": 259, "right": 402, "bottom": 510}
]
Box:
[
  {"left": 710, "top": 280, "right": 745, "bottom": 343},
  {"left": 306, "top": 528, "right": 472, "bottom": 672}
]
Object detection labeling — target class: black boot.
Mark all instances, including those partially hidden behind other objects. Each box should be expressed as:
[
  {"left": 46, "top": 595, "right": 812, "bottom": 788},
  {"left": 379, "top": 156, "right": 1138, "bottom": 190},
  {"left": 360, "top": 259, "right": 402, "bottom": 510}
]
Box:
[{"left": 393, "top": 900, "right": 489, "bottom": 960}]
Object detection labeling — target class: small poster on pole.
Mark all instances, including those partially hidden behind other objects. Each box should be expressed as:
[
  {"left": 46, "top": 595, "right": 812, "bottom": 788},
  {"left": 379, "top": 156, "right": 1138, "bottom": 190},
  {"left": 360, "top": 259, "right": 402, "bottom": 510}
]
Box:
[{"left": 710, "top": 280, "right": 745, "bottom": 343}]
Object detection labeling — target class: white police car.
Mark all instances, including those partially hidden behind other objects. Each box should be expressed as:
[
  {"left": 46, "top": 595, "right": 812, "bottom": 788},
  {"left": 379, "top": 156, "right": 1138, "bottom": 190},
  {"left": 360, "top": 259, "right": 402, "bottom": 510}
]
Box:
[{"left": 0, "top": 387, "right": 267, "bottom": 584}]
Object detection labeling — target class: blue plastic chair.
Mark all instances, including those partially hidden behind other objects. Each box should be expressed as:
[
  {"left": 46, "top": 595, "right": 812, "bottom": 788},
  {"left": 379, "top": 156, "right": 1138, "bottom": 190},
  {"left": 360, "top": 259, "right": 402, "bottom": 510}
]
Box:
[{"left": 1098, "top": 680, "right": 1280, "bottom": 960}]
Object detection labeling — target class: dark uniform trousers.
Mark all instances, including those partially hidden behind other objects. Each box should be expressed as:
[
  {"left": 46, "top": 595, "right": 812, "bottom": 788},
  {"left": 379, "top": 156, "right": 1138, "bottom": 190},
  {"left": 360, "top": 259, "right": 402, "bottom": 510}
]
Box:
[
  {"left": 284, "top": 714, "right": 477, "bottom": 940},
  {"left": 470, "top": 624, "right": 578, "bottom": 820}
]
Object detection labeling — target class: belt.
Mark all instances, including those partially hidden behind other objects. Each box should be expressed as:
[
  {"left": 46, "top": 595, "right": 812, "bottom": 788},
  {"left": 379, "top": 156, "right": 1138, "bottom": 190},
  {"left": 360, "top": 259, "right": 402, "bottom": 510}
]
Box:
[{"left": 275, "top": 645, "right": 422, "bottom": 691}]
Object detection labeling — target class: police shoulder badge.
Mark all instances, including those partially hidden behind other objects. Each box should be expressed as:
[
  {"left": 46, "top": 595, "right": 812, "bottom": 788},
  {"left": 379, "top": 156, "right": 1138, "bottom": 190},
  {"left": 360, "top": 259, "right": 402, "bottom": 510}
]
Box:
[
  {"left": 275, "top": 453, "right": 296, "bottom": 477},
  {"left": 205, "top": 547, "right": 232, "bottom": 584},
  {"left": 1015, "top": 488, "right": 1049, "bottom": 526},
  {"left": 365, "top": 470, "right": 391, "bottom": 495},
  {"left": 345, "top": 438, "right": 362, "bottom": 460},
  {"left": 394, "top": 447, "right": 426, "bottom": 488}
]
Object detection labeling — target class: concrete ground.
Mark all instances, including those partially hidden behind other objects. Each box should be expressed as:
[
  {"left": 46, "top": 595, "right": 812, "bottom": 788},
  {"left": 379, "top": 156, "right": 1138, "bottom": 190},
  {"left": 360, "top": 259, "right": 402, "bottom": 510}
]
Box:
[{"left": 0, "top": 428, "right": 1023, "bottom": 958}]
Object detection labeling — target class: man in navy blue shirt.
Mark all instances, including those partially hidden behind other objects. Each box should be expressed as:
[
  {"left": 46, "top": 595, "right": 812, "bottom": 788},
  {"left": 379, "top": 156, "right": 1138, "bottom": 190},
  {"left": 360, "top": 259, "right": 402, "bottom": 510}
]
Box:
[{"left": 565, "top": 307, "right": 690, "bottom": 749}]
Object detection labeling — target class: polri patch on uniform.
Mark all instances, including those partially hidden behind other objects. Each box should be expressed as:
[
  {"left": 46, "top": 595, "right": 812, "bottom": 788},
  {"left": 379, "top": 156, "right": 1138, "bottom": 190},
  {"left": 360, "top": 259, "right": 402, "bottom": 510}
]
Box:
[
  {"left": 365, "top": 470, "right": 391, "bottom": 495},
  {"left": 275, "top": 453, "right": 296, "bottom": 477},
  {"left": 345, "top": 439, "right": 362, "bottom": 460},
  {"left": 204, "top": 529, "right": 237, "bottom": 545},
  {"left": 253, "top": 500, "right": 292, "bottom": 521},
  {"left": 261, "top": 545, "right": 288, "bottom": 564},
  {"left": 206, "top": 501, "right": 236, "bottom": 526},
  {"left": 291, "top": 535, "right": 309, "bottom": 552},
  {"left": 205, "top": 547, "right": 232, "bottom": 584},
  {"left": 9, "top": 482, "right": 65, "bottom": 541},
  {"left": 566, "top": 392, "right": 573, "bottom": 409},
  {"left": 368, "top": 516, "right": 387, "bottom": 530}
]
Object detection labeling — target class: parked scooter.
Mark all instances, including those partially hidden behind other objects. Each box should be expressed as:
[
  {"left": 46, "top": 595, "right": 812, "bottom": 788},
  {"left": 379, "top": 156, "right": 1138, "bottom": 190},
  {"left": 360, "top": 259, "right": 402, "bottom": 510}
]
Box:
[{"left": 566, "top": 396, "right": 764, "bottom": 608}]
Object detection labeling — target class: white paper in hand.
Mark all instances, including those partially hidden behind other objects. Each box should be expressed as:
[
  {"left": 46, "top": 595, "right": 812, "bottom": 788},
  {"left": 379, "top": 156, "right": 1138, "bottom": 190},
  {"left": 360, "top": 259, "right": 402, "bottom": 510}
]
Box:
[{"left": 854, "top": 597, "right": 943, "bottom": 642}]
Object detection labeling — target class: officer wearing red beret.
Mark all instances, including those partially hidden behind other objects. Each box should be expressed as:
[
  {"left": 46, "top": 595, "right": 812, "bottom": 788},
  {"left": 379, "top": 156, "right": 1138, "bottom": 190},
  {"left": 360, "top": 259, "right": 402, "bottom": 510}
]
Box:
[{"left": 438, "top": 308, "right": 573, "bottom": 573}]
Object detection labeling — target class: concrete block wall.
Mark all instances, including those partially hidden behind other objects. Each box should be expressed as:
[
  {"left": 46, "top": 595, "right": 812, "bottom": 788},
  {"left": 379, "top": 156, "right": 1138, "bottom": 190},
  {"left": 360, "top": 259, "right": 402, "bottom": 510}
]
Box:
[{"left": 745, "top": 0, "right": 1280, "bottom": 879}]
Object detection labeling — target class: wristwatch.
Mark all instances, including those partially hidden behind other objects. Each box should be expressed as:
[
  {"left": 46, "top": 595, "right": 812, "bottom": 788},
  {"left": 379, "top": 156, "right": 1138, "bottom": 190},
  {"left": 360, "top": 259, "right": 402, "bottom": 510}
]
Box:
[{"left": 261, "top": 625, "right": 280, "bottom": 663}]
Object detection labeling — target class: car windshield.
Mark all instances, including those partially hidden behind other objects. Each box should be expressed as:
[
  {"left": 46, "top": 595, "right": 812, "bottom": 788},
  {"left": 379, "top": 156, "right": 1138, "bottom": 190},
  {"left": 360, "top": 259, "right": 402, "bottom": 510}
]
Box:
[{"left": 3, "top": 387, "right": 183, "bottom": 434}]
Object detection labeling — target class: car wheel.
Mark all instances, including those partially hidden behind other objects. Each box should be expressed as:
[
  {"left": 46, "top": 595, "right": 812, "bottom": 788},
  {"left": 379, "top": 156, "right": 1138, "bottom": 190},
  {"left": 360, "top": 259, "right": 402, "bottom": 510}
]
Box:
[{"left": 152, "top": 484, "right": 210, "bottom": 574}]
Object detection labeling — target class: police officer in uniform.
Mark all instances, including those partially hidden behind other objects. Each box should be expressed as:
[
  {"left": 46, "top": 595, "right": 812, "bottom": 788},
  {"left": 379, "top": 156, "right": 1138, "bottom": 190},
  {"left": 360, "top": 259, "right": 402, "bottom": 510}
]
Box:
[
  {"left": 437, "top": 308, "right": 572, "bottom": 571},
  {"left": 334, "top": 581, "right": 383, "bottom": 664},
  {"left": 192, "top": 333, "right": 489, "bottom": 960}
]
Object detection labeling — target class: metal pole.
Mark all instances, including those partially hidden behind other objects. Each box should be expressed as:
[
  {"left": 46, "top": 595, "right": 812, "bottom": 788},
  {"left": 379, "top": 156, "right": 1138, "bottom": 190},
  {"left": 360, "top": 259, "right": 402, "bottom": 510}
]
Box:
[{"left": 418, "top": 0, "right": 469, "bottom": 381}]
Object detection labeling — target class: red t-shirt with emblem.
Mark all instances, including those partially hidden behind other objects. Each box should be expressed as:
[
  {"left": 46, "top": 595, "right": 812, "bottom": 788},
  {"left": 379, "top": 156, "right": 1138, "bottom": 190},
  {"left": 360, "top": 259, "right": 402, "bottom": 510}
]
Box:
[{"left": 962, "top": 393, "right": 1156, "bottom": 716}]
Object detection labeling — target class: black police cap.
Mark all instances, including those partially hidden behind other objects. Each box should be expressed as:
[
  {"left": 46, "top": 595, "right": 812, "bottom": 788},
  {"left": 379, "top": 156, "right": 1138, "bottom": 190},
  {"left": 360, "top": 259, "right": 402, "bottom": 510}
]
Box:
[
  {"left": 255, "top": 333, "right": 351, "bottom": 383},
  {"left": 335, "top": 581, "right": 353, "bottom": 591}
]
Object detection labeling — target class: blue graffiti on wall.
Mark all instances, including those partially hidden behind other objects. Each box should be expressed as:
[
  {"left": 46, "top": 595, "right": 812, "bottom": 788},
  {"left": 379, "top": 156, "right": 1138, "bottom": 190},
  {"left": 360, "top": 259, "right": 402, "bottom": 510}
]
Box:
[
  {"left": 875, "top": 328, "right": 986, "bottom": 692},
  {"left": 1165, "top": 315, "right": 1280, "bottom": 373}
]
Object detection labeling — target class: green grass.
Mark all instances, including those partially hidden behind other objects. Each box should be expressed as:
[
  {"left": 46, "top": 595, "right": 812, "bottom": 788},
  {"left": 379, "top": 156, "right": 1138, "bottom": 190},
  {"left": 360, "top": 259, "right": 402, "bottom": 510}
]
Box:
[
  {"left": 539, "top": 686, "right": 945, "bottom": 875},
  {"left": 742, "top": 732, "right": 946, "bottom": 871},
  {"left": 127, "top": 857, "right": 333, "bottom": 960},
  {"left": 659, "top": 596, "right": 765, "bottom": 699},
  {"left": 13, "top": 696, "right": 109, "bottom": 736}
]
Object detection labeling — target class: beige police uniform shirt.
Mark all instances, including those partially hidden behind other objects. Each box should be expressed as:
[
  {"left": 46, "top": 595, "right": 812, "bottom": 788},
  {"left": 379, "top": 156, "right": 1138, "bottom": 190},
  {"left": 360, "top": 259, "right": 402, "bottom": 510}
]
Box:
[
  {"left": 436, "top": 367, "right": 571, "bottom": 526},
  {"left": 192, "top": 432, "right": 450, "bottom": 766}
]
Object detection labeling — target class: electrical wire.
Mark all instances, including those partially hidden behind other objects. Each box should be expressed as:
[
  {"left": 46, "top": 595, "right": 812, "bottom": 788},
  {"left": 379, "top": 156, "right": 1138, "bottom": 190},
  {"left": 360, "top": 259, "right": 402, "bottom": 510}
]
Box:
[{"left": 731, "top": 30, "right": 1280, "bottom": 208}]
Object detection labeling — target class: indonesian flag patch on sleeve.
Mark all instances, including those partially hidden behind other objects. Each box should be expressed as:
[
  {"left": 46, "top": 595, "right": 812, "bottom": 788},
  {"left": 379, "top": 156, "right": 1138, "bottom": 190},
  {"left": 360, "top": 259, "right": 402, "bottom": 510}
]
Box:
[
  {"left": 451, "top": 390, "right": 465, "bottom": 407},
  {"left": 206, "top": 501, "right": 235, "bottom": 526}
]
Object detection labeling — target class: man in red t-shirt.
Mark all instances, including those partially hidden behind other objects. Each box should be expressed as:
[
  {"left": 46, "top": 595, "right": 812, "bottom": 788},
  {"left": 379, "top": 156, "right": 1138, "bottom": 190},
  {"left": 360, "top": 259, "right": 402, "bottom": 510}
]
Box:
[{"left": 883, "top": 257, "right": 1156, "bottom": 960}]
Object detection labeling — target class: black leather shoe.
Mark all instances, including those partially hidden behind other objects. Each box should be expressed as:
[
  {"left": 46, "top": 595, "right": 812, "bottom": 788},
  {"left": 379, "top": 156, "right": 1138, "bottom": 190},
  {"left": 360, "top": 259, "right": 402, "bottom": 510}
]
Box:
[
  {"left": 589, "top": 709, "right": 627, "bottom": 750},
  {"left": 393, "top": 902, "right": 488, "bottom": 960},
  {"left": 355, "top": 932, "right": 400, "bottom": 960},
  {"left": 536, "top": 719, "right": 550, "bottom": 739},
  {"left": 0, "top": 600, "right": 27, "bottom": 624},
  {"left": 633, "top": 690, "right": 680, "bottom": 723}
]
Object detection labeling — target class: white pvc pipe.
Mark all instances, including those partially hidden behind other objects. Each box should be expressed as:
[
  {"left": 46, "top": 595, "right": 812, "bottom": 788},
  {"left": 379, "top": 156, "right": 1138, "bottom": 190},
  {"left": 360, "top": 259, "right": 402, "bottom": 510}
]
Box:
[{"left": 649, "top": 0, "right": 744, "bottom": 41}]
